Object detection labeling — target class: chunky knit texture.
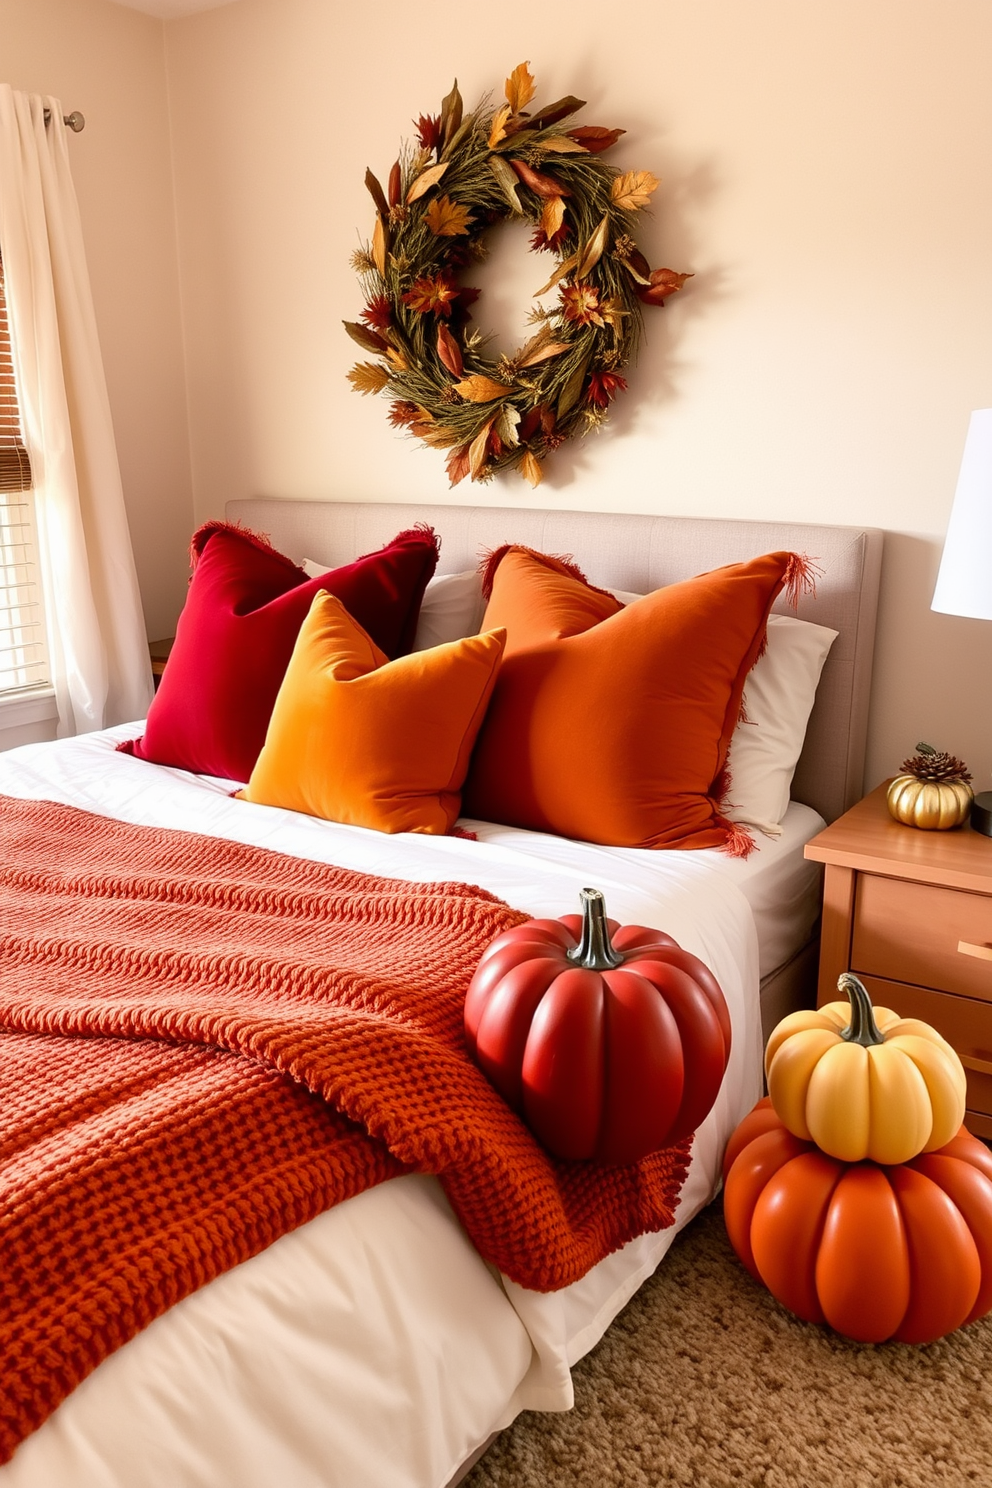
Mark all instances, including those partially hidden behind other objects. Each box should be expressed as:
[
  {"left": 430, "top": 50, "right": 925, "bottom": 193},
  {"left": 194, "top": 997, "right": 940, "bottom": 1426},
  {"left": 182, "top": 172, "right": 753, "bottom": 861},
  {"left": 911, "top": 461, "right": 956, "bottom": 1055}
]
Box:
[{"left": 0, "top": 795, "right": 692, "bottom": 1461}]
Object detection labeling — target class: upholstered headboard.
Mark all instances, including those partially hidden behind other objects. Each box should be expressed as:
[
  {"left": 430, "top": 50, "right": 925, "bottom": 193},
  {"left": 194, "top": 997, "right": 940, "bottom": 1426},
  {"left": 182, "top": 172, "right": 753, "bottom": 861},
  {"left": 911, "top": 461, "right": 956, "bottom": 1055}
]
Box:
[{"left": 226, "top": 499, "right": 883, "bottom": 826}]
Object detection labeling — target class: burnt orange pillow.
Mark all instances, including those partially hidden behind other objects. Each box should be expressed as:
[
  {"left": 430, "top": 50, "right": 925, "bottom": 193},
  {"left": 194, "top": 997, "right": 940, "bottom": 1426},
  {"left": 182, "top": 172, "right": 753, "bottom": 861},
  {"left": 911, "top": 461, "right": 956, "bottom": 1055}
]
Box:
[
  {"left": 463, "top": 548, "right": 809, "bottom": 852},
  {"left": 479, "top": 545, "right": 622, "bottom": 657},
  {"left": 239, "top": 591, "right": 505, "bottom": 835}
]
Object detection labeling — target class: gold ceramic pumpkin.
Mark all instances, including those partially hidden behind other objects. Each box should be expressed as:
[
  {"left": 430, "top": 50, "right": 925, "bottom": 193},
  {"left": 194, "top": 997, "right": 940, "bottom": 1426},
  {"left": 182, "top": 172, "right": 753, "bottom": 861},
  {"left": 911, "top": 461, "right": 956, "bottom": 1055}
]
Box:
[
  {"left": 887, "top": 775, "right": 973, "bottom": 830},
  {"left": 886, "top": 742, "right": 974, "bottom": 830},
  {"left": 764, "top": 973, "right": 967, "bottom": 1165}
]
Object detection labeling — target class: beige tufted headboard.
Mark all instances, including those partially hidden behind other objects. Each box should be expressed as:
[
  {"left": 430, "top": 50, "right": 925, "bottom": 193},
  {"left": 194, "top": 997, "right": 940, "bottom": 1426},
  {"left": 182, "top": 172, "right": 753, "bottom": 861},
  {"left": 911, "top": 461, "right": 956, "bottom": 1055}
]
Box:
[{"left": 226, "top": 499, "right": 883, "bottom": 826}]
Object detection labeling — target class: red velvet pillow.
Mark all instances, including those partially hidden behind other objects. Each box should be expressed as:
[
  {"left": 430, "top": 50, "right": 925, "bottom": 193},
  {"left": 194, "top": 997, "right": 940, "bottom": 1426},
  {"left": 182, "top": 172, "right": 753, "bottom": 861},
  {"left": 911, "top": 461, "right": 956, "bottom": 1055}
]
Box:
[{"left": 121, "top": 522, "right": 439, "bottom": 781}]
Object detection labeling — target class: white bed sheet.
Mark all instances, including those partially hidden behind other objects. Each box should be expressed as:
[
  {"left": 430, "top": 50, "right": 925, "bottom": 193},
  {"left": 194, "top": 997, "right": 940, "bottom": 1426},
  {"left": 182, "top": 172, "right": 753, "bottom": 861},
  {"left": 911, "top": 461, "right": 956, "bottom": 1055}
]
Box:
[
  {"left": 0, "top": 727, "right": 812, "bottom": 1488},
  {"left": 467, "top": 800, "right": 826, "bottom": 986},
  {"left": 704, "top": 800, "right": 825, "bottom": 980}
]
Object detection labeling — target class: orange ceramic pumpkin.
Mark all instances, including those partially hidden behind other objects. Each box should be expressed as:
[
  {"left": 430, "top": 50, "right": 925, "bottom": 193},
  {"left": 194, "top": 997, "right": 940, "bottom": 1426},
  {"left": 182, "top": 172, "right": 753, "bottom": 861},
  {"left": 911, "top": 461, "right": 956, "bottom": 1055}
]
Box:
[{"left": 723, "top": 1098, "right": 992, "bottom": 1344}]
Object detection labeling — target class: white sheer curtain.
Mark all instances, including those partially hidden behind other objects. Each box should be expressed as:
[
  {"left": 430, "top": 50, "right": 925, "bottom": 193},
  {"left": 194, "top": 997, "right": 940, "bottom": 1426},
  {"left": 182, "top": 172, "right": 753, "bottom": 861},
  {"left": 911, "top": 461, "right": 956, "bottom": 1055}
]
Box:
[{"left": 0, "top": 86, "right": 153, "bottom": 734}]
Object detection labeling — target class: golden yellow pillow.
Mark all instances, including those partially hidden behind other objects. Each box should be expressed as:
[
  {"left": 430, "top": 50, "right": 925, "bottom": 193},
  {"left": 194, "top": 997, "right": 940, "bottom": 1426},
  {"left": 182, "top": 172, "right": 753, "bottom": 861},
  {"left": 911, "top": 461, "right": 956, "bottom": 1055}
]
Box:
[{"left": 239, "top": 591, "right": 505, "bottom": 835}]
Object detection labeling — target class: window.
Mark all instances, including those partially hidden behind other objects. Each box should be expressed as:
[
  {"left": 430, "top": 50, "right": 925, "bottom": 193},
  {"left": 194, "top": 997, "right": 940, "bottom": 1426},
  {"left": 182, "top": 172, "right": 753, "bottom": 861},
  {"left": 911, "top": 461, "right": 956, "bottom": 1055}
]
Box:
[{"left": 0, "top": 252, "right": 50, "bottom": 698}]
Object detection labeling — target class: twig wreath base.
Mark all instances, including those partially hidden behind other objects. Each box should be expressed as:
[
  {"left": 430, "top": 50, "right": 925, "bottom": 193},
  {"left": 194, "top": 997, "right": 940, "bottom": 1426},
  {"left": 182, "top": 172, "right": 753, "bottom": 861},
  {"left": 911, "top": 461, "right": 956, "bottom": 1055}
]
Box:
[{"left": 346, "top": 62, "right": 690, "bottom": 489}]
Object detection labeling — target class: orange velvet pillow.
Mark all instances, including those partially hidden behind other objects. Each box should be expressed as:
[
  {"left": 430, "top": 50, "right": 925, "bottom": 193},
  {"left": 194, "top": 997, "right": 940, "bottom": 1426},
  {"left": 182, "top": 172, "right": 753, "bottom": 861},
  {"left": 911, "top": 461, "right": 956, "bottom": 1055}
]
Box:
[
  {"left": 463, "top": 547, "right": 809, "bottom": 852},
  {"left": 240, "top": 591, "right": 506, "bottom": 835},
  {"left": 479, "top": 545, "right": 622, "bottom": 658}
]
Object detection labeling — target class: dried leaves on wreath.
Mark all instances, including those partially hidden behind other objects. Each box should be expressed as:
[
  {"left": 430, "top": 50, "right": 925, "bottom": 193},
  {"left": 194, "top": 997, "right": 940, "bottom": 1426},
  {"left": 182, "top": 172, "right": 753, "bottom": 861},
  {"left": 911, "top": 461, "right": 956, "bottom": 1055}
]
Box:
[
  {"left": 610, "top": 170, "right": 660, "bottom": 211},
  {"left": 346, "top": 61, "right": 691, "bottom": 488},
  {"left": 425, "top": 195, "right": 475, "bottom": 237}
]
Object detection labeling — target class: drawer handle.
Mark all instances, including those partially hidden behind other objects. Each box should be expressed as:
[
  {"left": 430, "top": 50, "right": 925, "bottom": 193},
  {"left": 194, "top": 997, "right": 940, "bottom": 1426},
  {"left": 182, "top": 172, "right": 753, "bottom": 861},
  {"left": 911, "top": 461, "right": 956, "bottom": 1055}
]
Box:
[
  {"left": 958, "top": 940, "right": 992, "bottom": 962},
  {"left": 961, "top": 1054, "right": 992, "bottom": 1077}
]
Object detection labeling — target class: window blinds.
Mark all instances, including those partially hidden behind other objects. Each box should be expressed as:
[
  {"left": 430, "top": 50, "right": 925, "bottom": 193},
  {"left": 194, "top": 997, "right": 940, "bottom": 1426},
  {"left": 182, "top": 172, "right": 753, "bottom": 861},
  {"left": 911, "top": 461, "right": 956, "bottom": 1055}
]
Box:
[{"left": 0, "top": 253, "right": 49, "bottom": 696}]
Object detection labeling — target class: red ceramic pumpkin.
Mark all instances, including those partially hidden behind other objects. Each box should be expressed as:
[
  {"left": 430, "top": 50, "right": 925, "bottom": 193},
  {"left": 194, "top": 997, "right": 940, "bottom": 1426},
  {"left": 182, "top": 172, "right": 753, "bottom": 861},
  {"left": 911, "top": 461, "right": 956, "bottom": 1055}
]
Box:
[
  {"left": 464, "top": 887, "right": 732, "bottom": 1163},
  {"left": 723, "top": 1098, "right": 992, "bottom": 1344}
]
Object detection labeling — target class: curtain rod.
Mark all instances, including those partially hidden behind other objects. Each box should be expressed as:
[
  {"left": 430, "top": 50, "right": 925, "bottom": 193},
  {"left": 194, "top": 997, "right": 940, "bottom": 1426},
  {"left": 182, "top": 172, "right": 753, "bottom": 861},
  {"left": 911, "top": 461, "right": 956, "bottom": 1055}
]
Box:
[{"left": 42, "top": 108, "right": 85, "bottom": 133}]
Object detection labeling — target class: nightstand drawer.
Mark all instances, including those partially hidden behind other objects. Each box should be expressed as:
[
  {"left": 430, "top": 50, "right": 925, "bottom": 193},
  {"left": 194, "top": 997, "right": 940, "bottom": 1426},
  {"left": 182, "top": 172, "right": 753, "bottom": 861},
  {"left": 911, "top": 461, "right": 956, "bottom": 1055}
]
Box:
[
  {"left": 860, "top": 975, "right": 992, "bottom": 1118},
  {"left": 853, "top": 875, "right": 992, "bottom": 1002}
]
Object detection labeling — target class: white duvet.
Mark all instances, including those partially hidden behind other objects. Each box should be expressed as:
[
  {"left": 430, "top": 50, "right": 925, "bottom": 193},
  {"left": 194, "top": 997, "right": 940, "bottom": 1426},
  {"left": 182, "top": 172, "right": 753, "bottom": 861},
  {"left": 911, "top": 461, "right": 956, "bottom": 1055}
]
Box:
[{"left": 0, "top": 727, "right": 790, "bottom": 1488}]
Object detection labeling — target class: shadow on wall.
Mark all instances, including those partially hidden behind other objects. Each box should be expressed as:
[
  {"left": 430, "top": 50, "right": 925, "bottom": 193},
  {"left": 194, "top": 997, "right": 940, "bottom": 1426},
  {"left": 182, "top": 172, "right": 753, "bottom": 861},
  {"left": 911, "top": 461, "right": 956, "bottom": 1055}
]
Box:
[{"left": 866, "top": 531, "right": 992, "bottom": 794}]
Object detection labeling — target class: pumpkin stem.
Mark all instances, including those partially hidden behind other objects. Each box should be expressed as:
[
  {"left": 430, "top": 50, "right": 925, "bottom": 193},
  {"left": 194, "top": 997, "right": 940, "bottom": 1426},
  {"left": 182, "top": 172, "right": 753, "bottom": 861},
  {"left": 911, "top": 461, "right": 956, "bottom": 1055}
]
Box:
[
  {"left": 838, "top": 972, "right": 885, "bottom": 1047},
  {"left": 567, "top": 887, "right": 624, "bottom": 971}
]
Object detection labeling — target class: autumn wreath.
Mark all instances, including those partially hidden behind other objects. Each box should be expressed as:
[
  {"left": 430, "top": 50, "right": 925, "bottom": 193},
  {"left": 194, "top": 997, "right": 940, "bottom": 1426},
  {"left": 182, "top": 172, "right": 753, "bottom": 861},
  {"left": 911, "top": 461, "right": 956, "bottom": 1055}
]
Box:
[{"left": 345, "top": 62, "right": 690, "bottom": 489}]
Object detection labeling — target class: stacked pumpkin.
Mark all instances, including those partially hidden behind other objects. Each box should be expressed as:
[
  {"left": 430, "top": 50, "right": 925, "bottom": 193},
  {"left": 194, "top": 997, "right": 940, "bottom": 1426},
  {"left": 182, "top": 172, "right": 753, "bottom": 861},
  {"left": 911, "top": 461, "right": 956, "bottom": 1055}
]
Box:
[{"left": 724, "top": 973, "right": 992, "bottom": 1344}]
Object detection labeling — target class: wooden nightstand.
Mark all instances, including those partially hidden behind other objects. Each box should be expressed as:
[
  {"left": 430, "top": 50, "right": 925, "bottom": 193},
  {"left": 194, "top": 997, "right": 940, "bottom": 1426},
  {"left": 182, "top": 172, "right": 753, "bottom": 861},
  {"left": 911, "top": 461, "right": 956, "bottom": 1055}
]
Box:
[
  {"left": 148, "top": 637, "right": 174, "bottom": 688},
  {"left": 805, "top": 784, "right": 992, "bottom": 1137}
]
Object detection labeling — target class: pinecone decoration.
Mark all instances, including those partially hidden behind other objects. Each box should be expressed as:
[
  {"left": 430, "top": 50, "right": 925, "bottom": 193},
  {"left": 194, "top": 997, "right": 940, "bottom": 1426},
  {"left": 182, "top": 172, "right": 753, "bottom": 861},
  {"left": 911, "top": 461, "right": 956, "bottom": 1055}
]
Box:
[
  {"left": 899, "top": 742, "right": 973, "bottom": 785},
  {"left": 888, "top": 742, "right": 974, "bottom": 829}
]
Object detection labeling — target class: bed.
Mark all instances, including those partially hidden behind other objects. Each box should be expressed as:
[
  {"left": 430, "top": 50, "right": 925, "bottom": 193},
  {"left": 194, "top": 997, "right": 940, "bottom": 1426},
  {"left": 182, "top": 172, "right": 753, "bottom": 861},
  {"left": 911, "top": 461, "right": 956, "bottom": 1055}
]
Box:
[{"left": 0, "top": 499, "right": 882, "bottom": 1488}]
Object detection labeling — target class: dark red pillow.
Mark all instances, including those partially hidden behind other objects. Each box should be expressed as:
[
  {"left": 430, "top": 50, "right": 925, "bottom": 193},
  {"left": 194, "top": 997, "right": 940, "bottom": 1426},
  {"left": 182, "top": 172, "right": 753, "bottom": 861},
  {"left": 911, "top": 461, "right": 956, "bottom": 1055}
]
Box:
[{"left": 120, "top": 521, "right": 439, "bottom": 781}]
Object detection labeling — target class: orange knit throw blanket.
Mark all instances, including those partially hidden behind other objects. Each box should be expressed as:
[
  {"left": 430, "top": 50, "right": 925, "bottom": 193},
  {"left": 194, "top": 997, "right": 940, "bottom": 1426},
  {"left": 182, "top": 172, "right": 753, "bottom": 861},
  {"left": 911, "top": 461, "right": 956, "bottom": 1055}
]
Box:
[{"left": 0, "top": 795, "right": 692, "bottom": 1461}]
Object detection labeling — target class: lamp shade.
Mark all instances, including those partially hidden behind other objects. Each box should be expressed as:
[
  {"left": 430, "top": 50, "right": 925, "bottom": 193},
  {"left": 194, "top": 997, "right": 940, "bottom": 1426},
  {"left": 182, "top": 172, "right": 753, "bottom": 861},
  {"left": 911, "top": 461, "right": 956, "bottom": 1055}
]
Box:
[{"left": 932, "top": 409, "right": 992, "bottom": 621}]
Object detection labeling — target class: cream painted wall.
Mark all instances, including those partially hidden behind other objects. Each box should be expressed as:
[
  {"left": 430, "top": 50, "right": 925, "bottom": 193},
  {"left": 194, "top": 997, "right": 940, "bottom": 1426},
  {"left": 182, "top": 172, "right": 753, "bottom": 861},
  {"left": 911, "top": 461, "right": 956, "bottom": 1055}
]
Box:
[
  {"left": 163, "top": 0, "right": 992, "bottom": 794},
  {"left": 1, "top": 0, "right": 193, "bottom": 643}
]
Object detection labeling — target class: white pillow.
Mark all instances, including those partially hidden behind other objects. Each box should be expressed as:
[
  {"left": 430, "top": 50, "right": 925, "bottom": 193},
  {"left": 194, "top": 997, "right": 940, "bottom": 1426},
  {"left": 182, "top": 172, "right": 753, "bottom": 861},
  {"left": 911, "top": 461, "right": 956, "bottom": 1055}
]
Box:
[
  {"left": 611, "top": 589, "right": 837, "bottom": 837},
  {"left": 410, "top": 569, "right": 486, "bottom": 651},
  {"left": 302, "top": 561, "right": 485, "bottom": 653},
  {"left": 726, "top": 614, "right": 838, "bottom": 835}
]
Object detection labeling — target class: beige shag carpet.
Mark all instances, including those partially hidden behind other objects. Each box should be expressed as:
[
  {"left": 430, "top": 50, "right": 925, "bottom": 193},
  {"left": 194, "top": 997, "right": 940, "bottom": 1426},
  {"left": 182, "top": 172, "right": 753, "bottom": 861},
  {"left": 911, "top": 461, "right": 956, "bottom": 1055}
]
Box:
[{"left": 465, "top": 1198, "right": 992, "bottom": 1487}]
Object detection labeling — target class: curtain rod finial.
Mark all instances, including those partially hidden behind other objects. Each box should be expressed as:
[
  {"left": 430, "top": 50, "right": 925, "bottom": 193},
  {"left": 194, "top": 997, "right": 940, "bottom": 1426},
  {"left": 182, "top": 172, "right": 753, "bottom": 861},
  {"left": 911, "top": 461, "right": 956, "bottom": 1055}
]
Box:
[{"left": 42, "top": 108, "right": 85, "bottom": 132}]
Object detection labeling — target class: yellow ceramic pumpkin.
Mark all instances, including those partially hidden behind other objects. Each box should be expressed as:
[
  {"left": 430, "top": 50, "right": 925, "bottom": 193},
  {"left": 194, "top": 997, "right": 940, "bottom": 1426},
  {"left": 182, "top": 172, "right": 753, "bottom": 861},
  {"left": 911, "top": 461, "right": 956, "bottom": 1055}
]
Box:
[{"left": 764, "top": 973, "right": 967, "bottom": 1165}]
